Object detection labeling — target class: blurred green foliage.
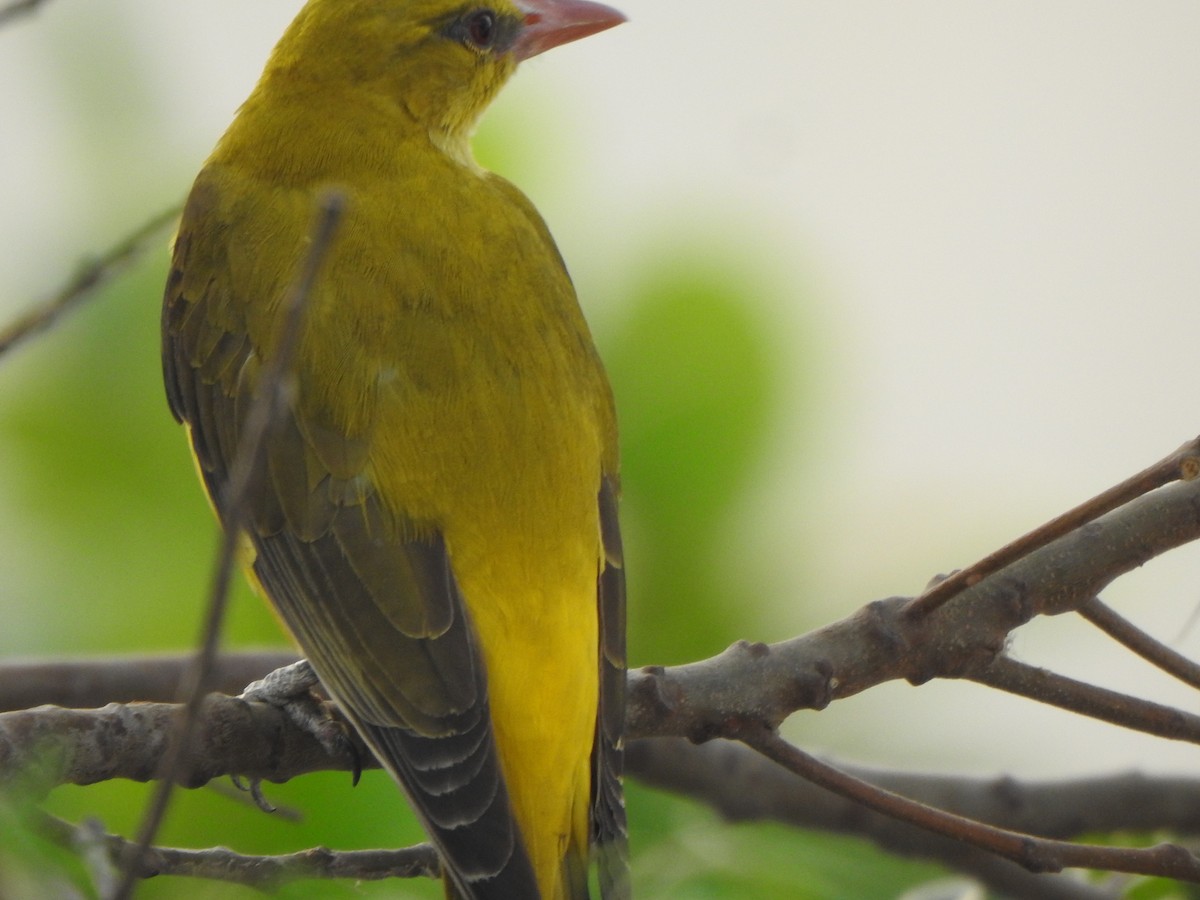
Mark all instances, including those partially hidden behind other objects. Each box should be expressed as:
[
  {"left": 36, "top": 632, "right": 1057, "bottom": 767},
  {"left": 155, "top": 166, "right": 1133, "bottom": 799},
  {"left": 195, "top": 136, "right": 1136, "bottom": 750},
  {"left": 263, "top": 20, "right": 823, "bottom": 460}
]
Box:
[
  {"left": 0, "top": 259, "right": 279, "bottom": 655},
  {"left": 606, "top": 254, "right": 780, "bottom": 666}
]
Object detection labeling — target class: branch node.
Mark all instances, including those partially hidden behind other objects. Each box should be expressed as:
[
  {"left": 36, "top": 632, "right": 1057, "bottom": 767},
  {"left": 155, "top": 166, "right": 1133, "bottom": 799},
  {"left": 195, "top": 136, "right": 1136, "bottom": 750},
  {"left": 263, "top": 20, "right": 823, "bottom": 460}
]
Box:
[
  {"left": 1016, "top": 836, "right": 1063, "bottom": 875},
  {"left": 1180, "top": 455, "right": 1200, "bottom": 481},
  {"left": 792, "top": 660, "right": 834, "bottom": 712},
  {"left": 629, "top": 666, "right": 677, "bottom": 720},
  {"left": 733, "top": 639, "right": 770, "bottom": 659}
]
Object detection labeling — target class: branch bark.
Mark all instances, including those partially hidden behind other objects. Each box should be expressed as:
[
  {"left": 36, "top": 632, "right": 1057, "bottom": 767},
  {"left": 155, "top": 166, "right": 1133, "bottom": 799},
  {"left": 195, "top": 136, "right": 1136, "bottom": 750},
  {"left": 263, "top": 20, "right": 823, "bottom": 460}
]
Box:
[
  {"left": 626, "top": 476, "right": 1200, "bottom": 742},
  {"left": 36, "top": 814, "right": 441, "bottom": 890},
  {"left": 7, "top": 689, "right": 1194, "bottom": 898},
  {"left": 5, "top": 449, "right": 1200, "bottom": 892}
]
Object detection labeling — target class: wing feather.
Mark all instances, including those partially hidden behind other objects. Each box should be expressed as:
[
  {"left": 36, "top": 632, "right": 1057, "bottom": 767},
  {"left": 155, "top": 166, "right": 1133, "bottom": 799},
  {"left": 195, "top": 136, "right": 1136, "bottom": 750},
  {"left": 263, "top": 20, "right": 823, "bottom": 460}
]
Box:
[
  {"left": 593, "top": 476, "right": 630, "bottom": 899},
  {"left": 161, "top": 182, "right": 541, "bottom": 899}
]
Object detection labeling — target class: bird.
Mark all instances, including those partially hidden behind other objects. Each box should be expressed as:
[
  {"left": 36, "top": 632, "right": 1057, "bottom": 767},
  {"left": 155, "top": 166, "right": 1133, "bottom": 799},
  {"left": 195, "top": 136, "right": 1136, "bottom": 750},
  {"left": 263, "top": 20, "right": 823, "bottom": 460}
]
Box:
[{"left": 160, "top": 0, "right": 628, "bottom": 897}]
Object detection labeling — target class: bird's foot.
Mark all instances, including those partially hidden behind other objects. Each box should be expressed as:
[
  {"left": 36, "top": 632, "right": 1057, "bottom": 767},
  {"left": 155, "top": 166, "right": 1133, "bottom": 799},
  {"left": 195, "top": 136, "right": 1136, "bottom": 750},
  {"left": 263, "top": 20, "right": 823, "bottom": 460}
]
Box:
[{"left": 239, "top": 659, "right": 363, "bottom": 797}]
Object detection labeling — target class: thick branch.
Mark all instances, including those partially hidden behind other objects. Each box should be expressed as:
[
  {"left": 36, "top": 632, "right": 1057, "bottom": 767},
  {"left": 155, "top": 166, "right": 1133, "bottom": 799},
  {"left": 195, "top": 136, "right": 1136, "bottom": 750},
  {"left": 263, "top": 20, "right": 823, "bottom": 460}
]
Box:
[
  {"left": 7, "top": 692, "right": 1200, "bottom": 876},
  {"left": 0, "top": 695, "right": 364, "bottom": 796},
  {"left": 626, "top": 476, "right": 1200, "bottom": 741}
]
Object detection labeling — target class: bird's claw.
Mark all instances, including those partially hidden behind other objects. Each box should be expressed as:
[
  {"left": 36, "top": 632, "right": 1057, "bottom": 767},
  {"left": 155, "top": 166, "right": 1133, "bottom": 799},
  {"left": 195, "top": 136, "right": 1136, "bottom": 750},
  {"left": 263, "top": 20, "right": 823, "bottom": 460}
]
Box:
[
  {"left": 231, "top": 774, "right": 278, "bottom": 813},
  {"left": 240, "top": 658, "right": 361, "bottom": 784}
]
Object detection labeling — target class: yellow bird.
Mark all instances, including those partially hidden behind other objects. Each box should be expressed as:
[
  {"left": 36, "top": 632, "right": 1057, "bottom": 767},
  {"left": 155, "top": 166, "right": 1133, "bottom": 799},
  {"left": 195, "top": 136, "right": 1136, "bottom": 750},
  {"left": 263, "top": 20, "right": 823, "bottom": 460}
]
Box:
[{"left": 160, "top": 1, "right": 628, "bottom": 898}]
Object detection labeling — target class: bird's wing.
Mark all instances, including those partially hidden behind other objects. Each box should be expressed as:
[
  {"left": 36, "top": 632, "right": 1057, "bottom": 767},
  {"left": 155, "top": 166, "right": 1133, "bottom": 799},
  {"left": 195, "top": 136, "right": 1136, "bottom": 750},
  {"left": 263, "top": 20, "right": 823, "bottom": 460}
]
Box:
[
  {"left": 161, "top": 182, "right": 540, "bottom": 900},
  {"left": 593, "top": 476, "right": 630, "bottom": 899}
]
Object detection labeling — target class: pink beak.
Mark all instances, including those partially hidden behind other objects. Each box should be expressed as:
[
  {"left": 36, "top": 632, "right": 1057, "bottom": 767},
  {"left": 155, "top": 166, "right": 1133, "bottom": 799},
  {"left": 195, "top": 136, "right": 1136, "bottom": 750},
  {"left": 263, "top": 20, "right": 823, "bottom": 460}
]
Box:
[{"left": 512, "top": 0, "right": 626, "bottom": 61}]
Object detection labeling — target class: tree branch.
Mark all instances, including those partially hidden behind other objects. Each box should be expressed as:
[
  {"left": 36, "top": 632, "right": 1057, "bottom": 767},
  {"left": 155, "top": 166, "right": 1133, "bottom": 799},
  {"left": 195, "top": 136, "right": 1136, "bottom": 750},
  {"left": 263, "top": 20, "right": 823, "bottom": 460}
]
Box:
[
  {"left": 35, "top": 813, "right": 440, "bottom": 890},
  {"left": 625, "top": 475, "right": 1200, "bottom": 742},
  {"left": 8, "top": 688, "right": 1196, "bottom": 896},
  {"left": 1079, "top": 596, "right": 1200, "bottom": 689},
  {"left": 6, "top": 439, "right": 1200, "bottom": 891},
  {"left": 733, "top": 722, "right": 1200, "bottom": 883},
  {"left": 629, "top": 738, "right": 1178, "bottom": 900},
  {"left": 0, "top": 206, "right": 180, "bottom": 359},
  {"left": 0, "top": 694, "right": 363, "bottom": 797},
  {"left": 967, "top": 654, "right": 1200, "bottom": 743},
  {"left": 907, "top": 436, "right": 1200, "bottom": 615}
]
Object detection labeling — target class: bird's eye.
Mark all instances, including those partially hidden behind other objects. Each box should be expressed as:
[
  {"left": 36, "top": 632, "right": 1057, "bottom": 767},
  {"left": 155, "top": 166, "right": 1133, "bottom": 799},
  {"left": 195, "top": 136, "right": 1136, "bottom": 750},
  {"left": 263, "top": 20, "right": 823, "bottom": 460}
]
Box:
[{"left": 463, "top": 9, "right": 497, "bottom": 50}]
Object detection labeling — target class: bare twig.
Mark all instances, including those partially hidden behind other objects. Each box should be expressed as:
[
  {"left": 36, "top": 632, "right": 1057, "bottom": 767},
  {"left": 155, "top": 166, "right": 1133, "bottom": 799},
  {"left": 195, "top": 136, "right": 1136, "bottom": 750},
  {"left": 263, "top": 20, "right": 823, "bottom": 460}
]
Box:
[
  {"left": 967, "top": 654, "right": 1200, "bottom": 743},
  {"left": 0, "top": 206, "right": 181, "bottom": 358},
  {"left": 629, "top": 738, "right": 1186, "bottom": 900},
  {"left": 905, "top": 436, "right": 1200, "bottom": 617},
  {"left": 1079, "top": 597, "right": 1200, "bottom": 690},
  {"left": 735, "top": 722, "right": 1200, "bottom": 883},
  {"left": 113, "top": 192, "right": 346, "bottom": 900},
  {"left": 34, "top": 814, "right": 440, "bottom": 889}
]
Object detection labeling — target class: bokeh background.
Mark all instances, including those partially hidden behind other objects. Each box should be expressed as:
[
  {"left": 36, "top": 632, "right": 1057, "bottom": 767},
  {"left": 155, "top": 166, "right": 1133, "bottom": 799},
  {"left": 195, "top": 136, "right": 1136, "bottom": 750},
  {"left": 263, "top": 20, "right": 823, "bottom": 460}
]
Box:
[{"left": 2, "top": 2, "right": 1200, "bottom": 897}]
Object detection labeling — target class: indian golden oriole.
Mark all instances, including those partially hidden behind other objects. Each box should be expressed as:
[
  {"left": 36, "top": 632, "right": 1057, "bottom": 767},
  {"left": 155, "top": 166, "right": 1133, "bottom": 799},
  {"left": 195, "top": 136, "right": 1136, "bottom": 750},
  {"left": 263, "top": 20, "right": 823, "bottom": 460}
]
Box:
[{"left": 161, "top": 1, "right": 628, "bottom": 897}]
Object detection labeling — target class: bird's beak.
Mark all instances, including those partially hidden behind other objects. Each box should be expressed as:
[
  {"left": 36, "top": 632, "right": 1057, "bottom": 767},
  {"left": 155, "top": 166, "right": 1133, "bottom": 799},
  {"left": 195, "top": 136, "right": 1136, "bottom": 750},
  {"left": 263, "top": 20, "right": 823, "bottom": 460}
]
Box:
[{"left": 512, "top": 0, "right": 626, "bottom": 61}]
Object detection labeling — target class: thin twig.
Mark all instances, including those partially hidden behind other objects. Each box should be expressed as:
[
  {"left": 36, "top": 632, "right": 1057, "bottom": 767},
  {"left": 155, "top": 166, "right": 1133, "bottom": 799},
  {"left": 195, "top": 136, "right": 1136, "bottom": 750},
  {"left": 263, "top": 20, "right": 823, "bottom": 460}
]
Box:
[
  {"left": 1079, "top": 597, "right": 1200, "bottom": 690},
  {"left": 736, "top": 721, "right": 1200, "bottom": 882},
  {"left": 111, "top": 191, "right": 346, "bottom": 900},
  {"left": 628, "top": 737, "right": 1200, "bottom": 840},
  {"left": 0, "top": 206, "right": 181, "bottom": 358},
  {"left": 34, "top": 813, "right": 440, "bottom": 889},
  {"left": 967, "top": 654, "right": 1200, "bottom": 744},
  {"left": 629, "top": 738, "right": 1192, "bottom": 900},
  {"left": 905, "top": 436, "right": 1200, "bottom": 618}
]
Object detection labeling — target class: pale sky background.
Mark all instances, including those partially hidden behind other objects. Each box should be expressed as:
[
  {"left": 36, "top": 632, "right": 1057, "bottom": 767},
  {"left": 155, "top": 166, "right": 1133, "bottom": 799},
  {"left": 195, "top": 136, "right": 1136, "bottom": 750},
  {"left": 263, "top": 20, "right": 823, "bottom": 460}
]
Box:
[{"left": 3, "top": 2, "right": 1200, "bottom": 784}]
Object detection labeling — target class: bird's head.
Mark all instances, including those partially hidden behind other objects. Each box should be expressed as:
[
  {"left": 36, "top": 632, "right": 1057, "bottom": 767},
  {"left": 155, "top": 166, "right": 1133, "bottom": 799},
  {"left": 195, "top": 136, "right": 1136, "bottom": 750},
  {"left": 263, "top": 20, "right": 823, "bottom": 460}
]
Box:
[{"left": 265, "top": 0, "right": 625, "bottom": 158}]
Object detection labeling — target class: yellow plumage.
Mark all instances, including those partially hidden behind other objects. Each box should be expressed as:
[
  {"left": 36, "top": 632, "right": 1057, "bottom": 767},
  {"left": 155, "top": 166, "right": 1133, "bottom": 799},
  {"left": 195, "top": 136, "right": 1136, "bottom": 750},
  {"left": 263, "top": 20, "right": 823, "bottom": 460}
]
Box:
[{"left": 161, "top": 1, "right": 627, "bottom": 897}]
